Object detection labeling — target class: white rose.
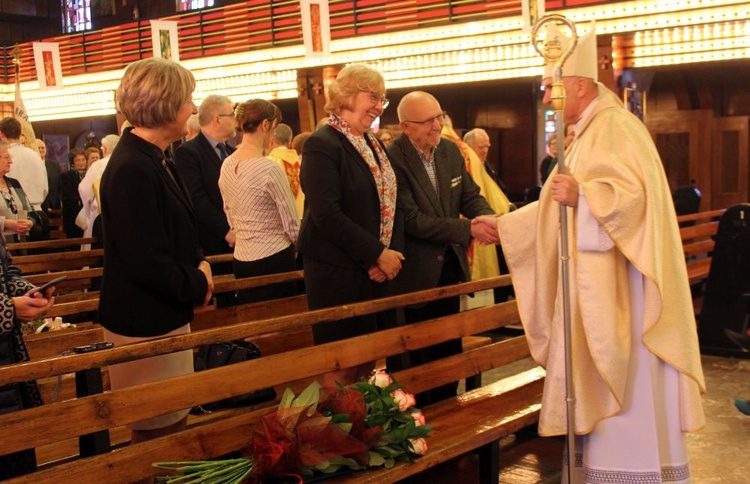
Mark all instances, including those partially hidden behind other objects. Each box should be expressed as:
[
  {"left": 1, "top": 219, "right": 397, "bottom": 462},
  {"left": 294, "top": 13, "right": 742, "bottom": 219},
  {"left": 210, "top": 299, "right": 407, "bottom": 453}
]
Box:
[
  {"left": 369, "top": 369, "right": 393, "bottom": 388},
  {"left": 391, "top": 389, "right": 416, "bottom": 412},
  {"left": 409, "top": 438, "right": 428, "bottom": 455},
  {"left": 411, "top": 411, "right": 426, "bottom": 427}
]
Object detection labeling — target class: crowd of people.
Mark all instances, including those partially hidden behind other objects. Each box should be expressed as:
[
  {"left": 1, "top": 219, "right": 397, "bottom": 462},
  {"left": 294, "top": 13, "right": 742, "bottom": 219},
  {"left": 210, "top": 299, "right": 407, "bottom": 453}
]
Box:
[{"left": 2, "top": 24, "right": 741, "bottom": 482}]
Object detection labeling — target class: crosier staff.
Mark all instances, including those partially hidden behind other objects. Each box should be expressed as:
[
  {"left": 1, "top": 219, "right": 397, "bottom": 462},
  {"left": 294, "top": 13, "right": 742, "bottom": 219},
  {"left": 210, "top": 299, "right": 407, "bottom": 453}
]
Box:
[{"left": 531, "top": 14, "right": 579, "bottom": 484}]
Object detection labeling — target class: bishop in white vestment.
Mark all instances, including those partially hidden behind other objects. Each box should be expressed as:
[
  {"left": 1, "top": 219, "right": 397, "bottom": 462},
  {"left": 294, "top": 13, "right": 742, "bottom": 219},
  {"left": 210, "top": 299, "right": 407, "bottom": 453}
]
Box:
[{"left": 495, "top": 24, "right": 705, "bottom": 483}]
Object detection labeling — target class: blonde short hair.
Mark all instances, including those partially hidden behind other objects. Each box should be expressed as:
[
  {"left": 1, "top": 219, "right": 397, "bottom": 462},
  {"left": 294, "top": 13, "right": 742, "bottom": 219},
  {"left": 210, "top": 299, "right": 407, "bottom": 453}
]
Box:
[
  {"left": 116, "top": 58, "right": 195, "bottom": 129},
  {"left": 324, "top": 64, "right": 385, "bottom": 115}
]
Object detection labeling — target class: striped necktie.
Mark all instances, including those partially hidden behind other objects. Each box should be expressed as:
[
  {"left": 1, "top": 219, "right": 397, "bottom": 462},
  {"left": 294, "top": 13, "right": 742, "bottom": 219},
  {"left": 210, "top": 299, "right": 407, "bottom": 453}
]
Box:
[{"left": 216, "top": 142, "right": 228, "bottom": 161}]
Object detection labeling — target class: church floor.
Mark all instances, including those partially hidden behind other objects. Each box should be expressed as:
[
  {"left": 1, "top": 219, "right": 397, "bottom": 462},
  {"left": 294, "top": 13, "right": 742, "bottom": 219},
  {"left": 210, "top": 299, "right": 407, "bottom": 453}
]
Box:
[{"left": 409, "top": 354, "right": 750, "bottom": 483}]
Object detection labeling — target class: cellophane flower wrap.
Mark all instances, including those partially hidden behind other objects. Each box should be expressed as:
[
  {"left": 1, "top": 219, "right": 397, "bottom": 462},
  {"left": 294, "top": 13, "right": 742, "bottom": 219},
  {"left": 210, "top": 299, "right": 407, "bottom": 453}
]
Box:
[{"left": 153, "top": 371, "right": 432, "bottom": 483}]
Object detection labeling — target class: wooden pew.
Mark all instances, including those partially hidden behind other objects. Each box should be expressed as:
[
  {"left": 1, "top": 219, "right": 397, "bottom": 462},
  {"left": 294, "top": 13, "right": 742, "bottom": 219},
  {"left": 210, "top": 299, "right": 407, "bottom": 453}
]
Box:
[
  {"left": 0, "top": 275, "right": 541, "bottom": 484},
  {"left": 678, "top": 208, "right": 725, "bottom": 286},
  {"left": 12, "top": 252, "right": 235, "bottom": 305},
  {"left": 13, "top": 251, "right": 235, "bottom": 300},
  {"left": 7, "top": 237, "right": 97, "bottom": 253},
  {"left": 27, "top": 269, "right": 488, "bottom": 402},
  {"left": 12, "top": 248, "right": 104, "bottom": 275},
  {"left": 45, "top": 208, "right": 65, "bottom": 239}
]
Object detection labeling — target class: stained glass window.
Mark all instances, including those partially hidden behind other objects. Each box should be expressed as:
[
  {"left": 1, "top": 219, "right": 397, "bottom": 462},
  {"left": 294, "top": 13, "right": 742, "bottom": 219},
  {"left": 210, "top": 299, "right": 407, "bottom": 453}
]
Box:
[
  {"left": 177, "top": 0, "right": 215, "bottom": 11},
  {"left": 62, "top": 0, "right": 92, "bottom": 33}
]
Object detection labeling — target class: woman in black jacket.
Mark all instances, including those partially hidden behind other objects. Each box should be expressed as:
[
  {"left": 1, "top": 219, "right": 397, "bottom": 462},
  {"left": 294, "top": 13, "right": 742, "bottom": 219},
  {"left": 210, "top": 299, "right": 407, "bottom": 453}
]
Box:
[
  {"left": 99, "top": 57, "right": 213, "bottom": 444},
  {"left": 298, "top": 64, "right": 403, "bottom": 387}
]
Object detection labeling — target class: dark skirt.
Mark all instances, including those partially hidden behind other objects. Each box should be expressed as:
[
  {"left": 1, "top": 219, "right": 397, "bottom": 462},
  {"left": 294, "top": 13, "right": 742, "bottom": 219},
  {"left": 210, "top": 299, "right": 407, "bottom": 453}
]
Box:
[
  {"left": 232, "top": 244, "right": 298, "bottom": 304},
  {"left": 304, "top": 256, "right": 391, "bottom": 345}
]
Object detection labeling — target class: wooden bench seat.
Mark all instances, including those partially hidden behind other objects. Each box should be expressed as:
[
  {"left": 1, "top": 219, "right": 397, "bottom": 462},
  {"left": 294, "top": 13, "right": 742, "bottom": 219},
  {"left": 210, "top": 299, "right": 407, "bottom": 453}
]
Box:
[
  {"left": 1, "top": 275, "right": 537, "bottom": 483},
  {"left": 333, "top": 367, "right": 544, "bottom": 483},
  {"left": 678, "top": 208, "right": 725, "bottom": 288},
  {"left": 27, "top": 294, "right": 491, "bottom": 408},
  {"left": 8, "top": 246, "right": 233, "bottom": 299},
  {"left": 7, "top": 237, "right": 97, "bottom": 253},
  {"left": 13, "top": 248, "right": 104, "bottom": 274}
]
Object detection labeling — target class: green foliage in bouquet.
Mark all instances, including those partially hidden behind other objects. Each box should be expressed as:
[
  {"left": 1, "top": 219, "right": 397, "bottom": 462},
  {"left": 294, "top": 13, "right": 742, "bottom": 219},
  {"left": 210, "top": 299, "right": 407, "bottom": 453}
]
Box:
[{"left": 352, "top": 378, "right": 432, "bottom": 469}]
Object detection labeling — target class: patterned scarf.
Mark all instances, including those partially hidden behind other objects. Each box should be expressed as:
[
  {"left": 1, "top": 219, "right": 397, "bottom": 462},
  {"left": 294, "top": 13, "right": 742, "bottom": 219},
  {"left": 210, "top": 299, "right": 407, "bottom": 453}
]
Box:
[{"left": 328, "top": 114, "right": 397, "bottom": 247}]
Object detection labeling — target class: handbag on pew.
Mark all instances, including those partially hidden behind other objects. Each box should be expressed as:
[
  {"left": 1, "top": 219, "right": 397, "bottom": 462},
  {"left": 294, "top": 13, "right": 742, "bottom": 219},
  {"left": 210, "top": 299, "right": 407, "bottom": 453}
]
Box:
[{"left": 193, "top": 340, "right": 276, "bottom": 412}]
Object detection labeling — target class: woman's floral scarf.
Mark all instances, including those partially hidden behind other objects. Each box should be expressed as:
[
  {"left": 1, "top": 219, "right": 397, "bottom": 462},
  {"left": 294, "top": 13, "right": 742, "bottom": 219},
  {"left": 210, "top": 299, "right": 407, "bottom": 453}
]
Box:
[{"left": 328, "top": 114, "right": 397, "bottom": 247}]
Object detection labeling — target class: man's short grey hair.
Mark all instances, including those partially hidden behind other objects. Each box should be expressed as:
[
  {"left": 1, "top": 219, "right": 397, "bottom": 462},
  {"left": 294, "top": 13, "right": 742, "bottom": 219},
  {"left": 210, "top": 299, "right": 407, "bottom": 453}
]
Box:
[
  {"left": 101, "top": 134, "right": 121, "bottom": 153},
  {"left": 198, "top": 94, "right": 233, "bottom": 126},
  {"left": 463, "top": 128, "right": 488, "bottom": 146},
  {"left": 186, "top": 114, "right": 200, "bottom": 133},
  {"left": 273, "top": 123, "right": 293, "bottom": 145}
]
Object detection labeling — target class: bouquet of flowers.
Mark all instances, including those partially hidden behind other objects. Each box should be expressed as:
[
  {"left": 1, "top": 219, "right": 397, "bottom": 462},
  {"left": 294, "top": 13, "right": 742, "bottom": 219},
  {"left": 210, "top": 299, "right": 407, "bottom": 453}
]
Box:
[{"left": 154, "top": 370, "right": 432, "bottom": 483}]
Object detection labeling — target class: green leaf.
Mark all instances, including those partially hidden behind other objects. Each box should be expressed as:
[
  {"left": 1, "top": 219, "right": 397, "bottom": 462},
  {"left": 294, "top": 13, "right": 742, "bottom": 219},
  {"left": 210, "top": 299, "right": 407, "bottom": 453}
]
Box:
[
  {"left": 330, "top": 413, "right": 350, "bottom": 424},
  {"left": 320, "top": 464, "right": 341, "bottom": 474},
  {"left": 329, "top": 456, "right": 362, "bottom": 469},
  {"left": 383, "top": 382, "right": 402, "bottom": 393},
  {"left": 291, "top": 380, "right": 322, "bottom": 412},
  {"left": 384, "top": 458, "right": 396, "bottom": 468},
  {"left": 369, "top": 451, "right": 386, "bottom": 467},
  {"left": 279, "top": 387, "right": 295, "bottom": 409},
  {"left": 411, "top": 425, "right": 433, "bottom": 438}
]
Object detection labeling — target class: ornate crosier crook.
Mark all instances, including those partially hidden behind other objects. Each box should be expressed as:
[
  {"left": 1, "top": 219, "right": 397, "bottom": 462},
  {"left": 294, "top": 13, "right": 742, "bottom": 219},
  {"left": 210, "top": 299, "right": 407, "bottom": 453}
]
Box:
[{"left": 530, "top": 13, "right": 580, "bottom": 484}]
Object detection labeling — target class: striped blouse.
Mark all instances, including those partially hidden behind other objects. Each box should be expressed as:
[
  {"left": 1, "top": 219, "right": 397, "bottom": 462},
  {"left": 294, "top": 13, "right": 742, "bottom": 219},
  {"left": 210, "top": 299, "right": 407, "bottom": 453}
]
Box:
[{"left": 218, "top": 155, "right": 300, "bottom": 262}]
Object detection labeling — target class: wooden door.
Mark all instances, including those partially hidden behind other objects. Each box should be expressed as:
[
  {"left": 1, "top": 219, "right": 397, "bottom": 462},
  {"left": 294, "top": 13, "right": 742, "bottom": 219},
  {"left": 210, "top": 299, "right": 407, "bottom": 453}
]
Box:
[
  {"left": 646, "top": 110, "right": 713, "bottom": 210},
  {"left": 711, "top": 117, "right": 749, "bottom": 210}
]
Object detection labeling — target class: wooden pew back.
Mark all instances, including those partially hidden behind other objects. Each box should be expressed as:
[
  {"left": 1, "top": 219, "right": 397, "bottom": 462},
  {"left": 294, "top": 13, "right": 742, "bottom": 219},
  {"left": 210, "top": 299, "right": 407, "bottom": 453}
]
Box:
[
  {"left": 0, "top": 276, "right": 536, "bottom": 483},
  {"left": 678, "top": 208, "right": 725, "bottom": 286}
]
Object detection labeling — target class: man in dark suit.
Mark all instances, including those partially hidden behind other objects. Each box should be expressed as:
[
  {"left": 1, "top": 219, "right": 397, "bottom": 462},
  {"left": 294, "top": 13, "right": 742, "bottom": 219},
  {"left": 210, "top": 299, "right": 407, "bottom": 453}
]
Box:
[
  {"left": 388, "top": 91, "right": 498, "bottom": 405},
  {"left": 174, "top": 94, "right": 236, "bottom": 260}
]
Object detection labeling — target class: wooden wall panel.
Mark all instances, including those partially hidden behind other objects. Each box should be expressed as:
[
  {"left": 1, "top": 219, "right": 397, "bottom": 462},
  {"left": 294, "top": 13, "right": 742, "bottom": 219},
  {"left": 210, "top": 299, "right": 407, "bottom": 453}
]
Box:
[
  {"left": 646, "top": 110, "right": 713, "bottom": 210},
  {"left": 711, "top": 117, "right": 748, "bottom": 210}
]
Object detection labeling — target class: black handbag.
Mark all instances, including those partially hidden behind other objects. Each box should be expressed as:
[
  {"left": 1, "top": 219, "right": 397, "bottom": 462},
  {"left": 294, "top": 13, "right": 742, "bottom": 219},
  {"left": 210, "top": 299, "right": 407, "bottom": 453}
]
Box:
[
  {"left": 194, "top": 340, "right": 276, "bottom": 411},
  {"left": 28, "top": 210, "right": 49, "bottom": 241}
]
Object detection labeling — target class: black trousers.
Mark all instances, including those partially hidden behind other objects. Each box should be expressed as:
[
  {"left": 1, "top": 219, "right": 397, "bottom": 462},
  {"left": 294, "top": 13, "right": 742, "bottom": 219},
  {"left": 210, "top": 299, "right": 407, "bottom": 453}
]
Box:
[
  {"left": 304, "top": 256, "right": 382, "bottom": 345},
  {"left": 404, "top": 249, "right": 463, "bottom": 407},
  {"left": 232, "top": 245, "right": 298, "bottom": 304}
]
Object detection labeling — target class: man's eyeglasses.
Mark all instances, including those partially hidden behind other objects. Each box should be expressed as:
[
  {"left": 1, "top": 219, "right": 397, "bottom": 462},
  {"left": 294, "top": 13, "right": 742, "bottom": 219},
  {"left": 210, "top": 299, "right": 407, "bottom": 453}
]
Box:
[
  {"left": 368, "top": 92, "right": 389, "bottom": 109},
  {"left": 0, "top": 154, "right": 10, "bottom": 160},
  {"left": 217, "top": 113, "right": 234, "bottom": 118},
  {"left": 402, "top": 111, "right": 446, "bottom": 127}
]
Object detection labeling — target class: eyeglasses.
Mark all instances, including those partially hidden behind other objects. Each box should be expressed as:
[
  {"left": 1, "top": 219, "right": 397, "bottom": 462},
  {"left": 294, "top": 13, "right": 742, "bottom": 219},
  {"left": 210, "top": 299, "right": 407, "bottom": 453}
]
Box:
[
  {"left": 402, "top": 111, "right": 446, "bottom": 127},
  {"left": 217, "top": 114, "right": 234, "bottom": 118},
  {"left": 368, "top": 92, "right": 390, "bottom": 109},
  {"left": 0, "top": 154, "right": 10, "bottom": 160}
]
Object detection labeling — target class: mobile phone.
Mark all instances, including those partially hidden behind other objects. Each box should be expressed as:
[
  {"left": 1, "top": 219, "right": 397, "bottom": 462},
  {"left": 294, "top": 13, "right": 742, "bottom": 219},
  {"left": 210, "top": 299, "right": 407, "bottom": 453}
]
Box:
[
  {"left": 73, "top": 342, "right": 114, "bottom": 353},
  {"left": 28, "top": 275, "right": 68, "bottom": 297}
]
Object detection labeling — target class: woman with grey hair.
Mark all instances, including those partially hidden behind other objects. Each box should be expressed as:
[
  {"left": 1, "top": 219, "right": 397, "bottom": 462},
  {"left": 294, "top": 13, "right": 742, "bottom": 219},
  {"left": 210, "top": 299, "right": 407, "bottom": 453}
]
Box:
[
  {"left": 297, "top": 64, "right": 404, "bottom": 386},
  {"left": 98, "top": 57, "right": 213, "bottom": 444}
]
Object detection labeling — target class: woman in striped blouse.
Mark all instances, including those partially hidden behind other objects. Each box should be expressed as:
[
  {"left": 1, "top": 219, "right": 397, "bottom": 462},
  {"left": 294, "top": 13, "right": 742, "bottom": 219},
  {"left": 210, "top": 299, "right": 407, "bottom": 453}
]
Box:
[{"left": 218, "top": 99, "right": 300, "bottom": 303}]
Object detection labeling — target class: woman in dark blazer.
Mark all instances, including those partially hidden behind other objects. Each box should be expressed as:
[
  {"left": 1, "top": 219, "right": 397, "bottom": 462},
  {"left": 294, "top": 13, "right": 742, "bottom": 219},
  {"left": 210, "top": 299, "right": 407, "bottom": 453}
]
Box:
[
  {"left": 60, "top": 147, "right": 86, "bottom": 238},
  {"left": 98, "top": 57, "right": 213, "bottom": 444},
  {"left": 298, "top": 64, "right": 403, "bottom": 386}
]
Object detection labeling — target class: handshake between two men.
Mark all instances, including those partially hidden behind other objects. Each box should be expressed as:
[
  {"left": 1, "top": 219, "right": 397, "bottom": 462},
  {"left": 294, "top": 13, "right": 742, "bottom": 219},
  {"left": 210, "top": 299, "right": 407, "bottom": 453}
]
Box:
[
  {"left": 471, "top": 214, "right": 502, "bottom": 245},
  {"left": 469, "top": 173, "right": 580, "bottom": 246}
]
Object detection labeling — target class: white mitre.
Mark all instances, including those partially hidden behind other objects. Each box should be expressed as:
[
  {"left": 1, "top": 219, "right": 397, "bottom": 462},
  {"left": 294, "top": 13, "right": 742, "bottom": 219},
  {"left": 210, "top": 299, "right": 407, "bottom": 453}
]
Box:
[{"left": 543, "top": 21, "right": 597, "bottom": 81}]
